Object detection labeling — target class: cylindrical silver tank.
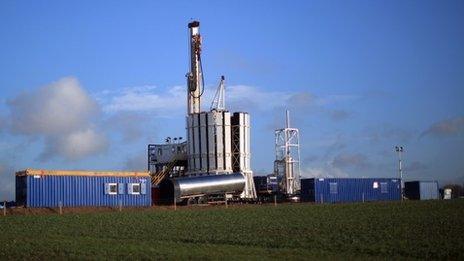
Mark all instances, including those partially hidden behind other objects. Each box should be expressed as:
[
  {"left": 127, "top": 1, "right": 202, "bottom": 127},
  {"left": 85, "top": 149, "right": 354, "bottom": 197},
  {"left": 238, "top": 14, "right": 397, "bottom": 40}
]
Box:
[{"left": 172, "top": 173, "right": 245, "bottom": 198}]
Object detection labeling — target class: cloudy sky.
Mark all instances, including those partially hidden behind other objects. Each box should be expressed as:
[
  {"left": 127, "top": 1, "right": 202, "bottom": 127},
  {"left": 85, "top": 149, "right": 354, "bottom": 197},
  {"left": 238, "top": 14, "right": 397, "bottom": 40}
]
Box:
[{"left": 1, "top": 1, "right": 463, "bottom": 200}]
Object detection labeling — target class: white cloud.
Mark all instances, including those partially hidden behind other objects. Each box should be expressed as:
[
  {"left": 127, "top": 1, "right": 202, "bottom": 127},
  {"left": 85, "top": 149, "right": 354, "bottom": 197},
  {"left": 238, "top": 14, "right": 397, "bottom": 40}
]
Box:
[
  {"left": 6, "top": 77, "right": 108, "bottom": 161},
  {"left": 8, "top": 77, "right": 98, "bottom": 135},
  {"left": 99, "top": 84, "right": 293, "bottom": 114},
  {"left": 226, "top": 85, "right": 291, "bottom": 112},
  {"left": 100, "top": 85, "right": 186, "bottom": 114},
  {"left": 98, "top": 83, "right": 359, "bottom": 125}
]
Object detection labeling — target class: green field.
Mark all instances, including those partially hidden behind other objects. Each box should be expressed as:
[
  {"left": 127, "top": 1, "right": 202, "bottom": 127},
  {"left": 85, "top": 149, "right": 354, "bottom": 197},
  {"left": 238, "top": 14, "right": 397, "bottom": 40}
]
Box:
[{"left": 0, "top": 200, "right": 463, "bottom": 260}]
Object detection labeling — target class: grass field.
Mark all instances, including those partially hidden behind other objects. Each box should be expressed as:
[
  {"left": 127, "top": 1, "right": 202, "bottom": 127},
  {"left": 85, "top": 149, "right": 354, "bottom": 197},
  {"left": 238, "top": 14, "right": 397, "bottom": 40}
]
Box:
[{"left": 0, "top": 200, "right": 463, "bottom": 260}]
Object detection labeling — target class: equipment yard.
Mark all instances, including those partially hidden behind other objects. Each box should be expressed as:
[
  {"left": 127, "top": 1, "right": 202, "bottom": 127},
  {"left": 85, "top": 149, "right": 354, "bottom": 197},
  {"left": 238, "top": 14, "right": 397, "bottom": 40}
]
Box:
[{"left": 1, "top": 200, "right": 463, "bottom": 260}]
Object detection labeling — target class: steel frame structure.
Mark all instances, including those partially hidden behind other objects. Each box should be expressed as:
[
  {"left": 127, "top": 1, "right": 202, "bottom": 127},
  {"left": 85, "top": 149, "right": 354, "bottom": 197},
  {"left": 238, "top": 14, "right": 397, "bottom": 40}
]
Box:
[
  {"left": 231, "top": 114, "right": 257, "bottom": 199},
  {"left": 274, "top": 111, "right": 301, "bottom": 195}
]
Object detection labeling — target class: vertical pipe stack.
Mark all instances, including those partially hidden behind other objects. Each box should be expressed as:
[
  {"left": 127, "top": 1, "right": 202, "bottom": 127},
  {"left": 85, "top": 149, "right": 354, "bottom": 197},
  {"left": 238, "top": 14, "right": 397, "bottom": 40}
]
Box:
[
  {"left": 187, "top": 111, "right": 233, "bottom": 175},
  {"left": 200, "top": 112, "right": 208, "bottom": 173}
]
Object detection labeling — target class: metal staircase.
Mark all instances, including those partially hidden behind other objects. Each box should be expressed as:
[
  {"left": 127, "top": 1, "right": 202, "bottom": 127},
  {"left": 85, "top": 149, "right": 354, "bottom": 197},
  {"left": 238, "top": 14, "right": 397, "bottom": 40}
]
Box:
[{"left": 151, "top": 158, "right": 178, "bottom": 186}]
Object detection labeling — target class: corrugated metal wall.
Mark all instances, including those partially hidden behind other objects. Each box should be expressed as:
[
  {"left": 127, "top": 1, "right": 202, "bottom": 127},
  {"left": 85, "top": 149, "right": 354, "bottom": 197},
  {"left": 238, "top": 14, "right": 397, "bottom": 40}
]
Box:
[
  {"left": 20, "top": 175, "right": 151, "bottom": 208},
  {"left": 405, "top": 181, "right": 439, "bottom": 200},
  {"left": 302, "top": 178, "right": 401, "bottom": 203},
  {"left": 419, "top": 181, "right": 439, "bottom": 200}
]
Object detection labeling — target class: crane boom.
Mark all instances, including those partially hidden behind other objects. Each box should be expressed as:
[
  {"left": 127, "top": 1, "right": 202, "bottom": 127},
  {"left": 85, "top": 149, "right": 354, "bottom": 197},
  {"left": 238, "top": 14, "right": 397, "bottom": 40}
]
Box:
[{"left": 210, "top": 76, "right": 226, "bottom": 111}]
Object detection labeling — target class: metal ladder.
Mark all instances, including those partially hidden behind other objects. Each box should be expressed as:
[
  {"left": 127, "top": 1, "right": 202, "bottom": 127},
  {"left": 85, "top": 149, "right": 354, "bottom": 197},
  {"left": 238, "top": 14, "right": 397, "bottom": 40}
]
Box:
[{"left": 151, "top": 158, "right": 178, "bottom": 186}]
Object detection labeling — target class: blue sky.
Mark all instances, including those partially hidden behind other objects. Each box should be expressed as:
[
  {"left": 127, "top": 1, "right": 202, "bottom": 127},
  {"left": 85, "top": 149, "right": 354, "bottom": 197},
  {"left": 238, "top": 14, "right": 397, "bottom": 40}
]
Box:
[{"left": 1, "top": 1, "right": 463, "bottom": 200}]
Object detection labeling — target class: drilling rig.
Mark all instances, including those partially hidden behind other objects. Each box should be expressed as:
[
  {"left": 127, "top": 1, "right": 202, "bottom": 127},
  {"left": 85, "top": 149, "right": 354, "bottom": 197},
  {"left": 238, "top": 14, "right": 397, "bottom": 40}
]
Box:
[{"left": 148, "top": 21, "right": 256, "bottom": 204}]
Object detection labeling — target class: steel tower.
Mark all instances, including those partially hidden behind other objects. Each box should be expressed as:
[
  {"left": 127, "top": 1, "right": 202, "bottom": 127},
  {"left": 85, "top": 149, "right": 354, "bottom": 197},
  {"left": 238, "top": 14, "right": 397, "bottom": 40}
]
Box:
[{"left": 274, "top": 110, "right": 301, "bottom": 195}]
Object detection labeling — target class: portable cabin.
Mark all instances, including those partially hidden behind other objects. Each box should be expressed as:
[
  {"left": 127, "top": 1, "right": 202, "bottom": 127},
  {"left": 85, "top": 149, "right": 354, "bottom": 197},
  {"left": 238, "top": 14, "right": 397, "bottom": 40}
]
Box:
[
  {"left": 253, "top": 175, "right": 280, "bottom": 194},
  {"left": 16, "top": 169, "right": 151, "bottom": 208},
  {"left": 301, "top": 178, "right": 401, "bottom": 203},
  {"left": 404, "top": 181, "right": 439, "bottom": 200}
]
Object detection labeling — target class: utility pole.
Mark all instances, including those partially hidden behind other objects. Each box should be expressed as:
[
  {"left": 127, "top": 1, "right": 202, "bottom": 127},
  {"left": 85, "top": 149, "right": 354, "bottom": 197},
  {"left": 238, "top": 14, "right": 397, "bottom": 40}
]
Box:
[{"left": 395, "top": 146, "right": 404, "bottom": 201}]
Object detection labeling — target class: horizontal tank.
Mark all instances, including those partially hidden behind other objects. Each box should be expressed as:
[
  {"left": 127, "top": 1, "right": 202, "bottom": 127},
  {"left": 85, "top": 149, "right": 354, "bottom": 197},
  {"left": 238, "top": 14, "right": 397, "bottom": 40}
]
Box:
[{"left": 159, "top": 173, "right": 245, "bottom": 201}]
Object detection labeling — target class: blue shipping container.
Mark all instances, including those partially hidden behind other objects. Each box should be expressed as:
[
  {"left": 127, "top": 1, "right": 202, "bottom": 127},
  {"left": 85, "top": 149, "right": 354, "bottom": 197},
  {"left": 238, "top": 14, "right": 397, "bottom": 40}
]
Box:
[
  {"left": 404, "top": 181, "right": 439, "bottom": 200},
  {"left": 301, "top": 178, "right": 401, "bottom": 203},
  {"left": 16, "top": 169, "right": 151, "bottom": 208}
]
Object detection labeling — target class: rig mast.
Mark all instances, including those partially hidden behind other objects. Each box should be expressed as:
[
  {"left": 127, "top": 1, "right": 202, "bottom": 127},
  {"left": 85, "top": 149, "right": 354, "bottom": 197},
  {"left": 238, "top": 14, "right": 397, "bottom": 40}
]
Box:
[{"left": 186, "top": 21, "right": 203, "bottom": 114}]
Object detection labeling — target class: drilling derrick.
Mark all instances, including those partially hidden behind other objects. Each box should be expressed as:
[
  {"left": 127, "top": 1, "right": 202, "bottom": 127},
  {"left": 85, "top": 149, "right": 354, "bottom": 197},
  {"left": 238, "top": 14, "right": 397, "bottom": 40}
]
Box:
[{"left": 151, "top": 21, "right": 256, "bottom": 203}]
